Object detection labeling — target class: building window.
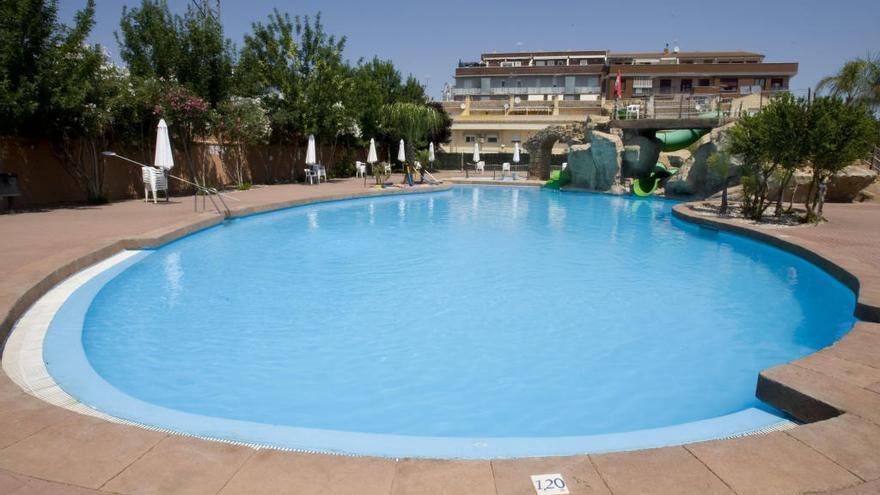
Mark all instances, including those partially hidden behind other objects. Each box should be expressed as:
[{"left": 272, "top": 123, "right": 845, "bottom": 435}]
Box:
[
  {"left": 659, "top": 79, "right": 672, "bottom": 94},
  {"left": 465, "top": 135, "right": 477, "bottom": 144},
  {"left": 771, "top": 78, "right": 784, "bottom": 90},
  {"left": 487, "top": 135, "right": 498, "bottom": 144},
  {"left": 680, "top": 79, "right": 693, "bottom": 92},
  {"left": 698, "top": 78, "right": 711, "bottom": 87},
  {"left": 754, "top": 78, "right": 766, "bottom": 88},
  {"left": 720, "top": 78, "right": 738, "bottom": 92},
  {"left": 500, "top": 80, "right": 506, "bottom": 87},
  {"left": 500, "top": 61, "right": 521, "bottom": 67},
  {"left": 535, "top": 60, "right": 547, "bottom": 66}
]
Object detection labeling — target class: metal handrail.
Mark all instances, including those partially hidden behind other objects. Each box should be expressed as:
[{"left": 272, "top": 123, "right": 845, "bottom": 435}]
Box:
[{"left": 102, "top": 151, "right": 233, "bottom": 218}]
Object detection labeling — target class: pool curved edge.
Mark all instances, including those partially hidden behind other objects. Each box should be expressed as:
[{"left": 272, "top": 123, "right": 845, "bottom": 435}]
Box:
[
  {"left": 671, "top": 203, "right": 878, "bottom": 323},
  {"left": 29, "top": 247, "right": 791, "bottom": 459},
  {"left": 0, "top": 191, "right": 875, "bottom": 462}
]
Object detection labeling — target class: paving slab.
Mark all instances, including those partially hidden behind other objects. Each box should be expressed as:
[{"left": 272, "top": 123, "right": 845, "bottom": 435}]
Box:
[
  {"left": 590, "top": 446, "right": 733, "bottom": 495},
  {"left": 687, "top": 432, "right": 860, "bottom": 495},
  {"left": 795, "top": 351, "right": 880, "bottom": 388},
  {"left": 102, "top": 435, "right": 254, "bottom": 495},
  {"left": 819, "top": 479, "right": 880, "bottom": 494},
  {"left": 788, "top": 414, "right": 880, "bottom": 482},
  {"left": 824, "top": 322, "right": 880, "bottom": 370},
  {"left": 0, "top": 414, "right": 166, "bottom": 489},
  {"left": 391, "top": 459, "right": 496, "bottom": 495},
  {"left": 0, "top": 468, "right": 109, "bottom": 494},
  {"left": 492, "top": 455, "right": 611, "bottom": 495},
  {"left": 0, "top": 393, "right": 74, "bottom": 449},
  {"left": 218, "top": 449, "right": 395, "bottom": 495}
]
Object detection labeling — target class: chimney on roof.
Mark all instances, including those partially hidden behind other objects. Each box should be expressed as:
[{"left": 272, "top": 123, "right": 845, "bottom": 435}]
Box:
[{"left": 663, "top": 43, "right": 670, "bottom": 55}]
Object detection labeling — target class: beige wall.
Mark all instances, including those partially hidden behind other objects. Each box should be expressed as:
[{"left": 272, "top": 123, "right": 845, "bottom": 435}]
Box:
[{"left": 448, "top": 129, "right": 570, "bottom": 154}]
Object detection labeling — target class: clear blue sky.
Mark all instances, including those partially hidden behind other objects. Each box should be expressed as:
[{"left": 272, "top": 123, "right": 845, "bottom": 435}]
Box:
[{"left": 61, "top": 0, "right": 879, "bottom": 98}]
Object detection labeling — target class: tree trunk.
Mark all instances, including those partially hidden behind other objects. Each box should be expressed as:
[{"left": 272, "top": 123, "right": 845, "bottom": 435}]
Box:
[
  {"left": 720, "top": 180, "right": 729, "bottom": 214},
  {"left": 775, "top": 170, "right": 793, "bottom": 216}
]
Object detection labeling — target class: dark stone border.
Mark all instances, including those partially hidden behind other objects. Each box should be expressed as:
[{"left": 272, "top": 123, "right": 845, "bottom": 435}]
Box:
[{"left": 672, "top": 202, "right": 880, "bottom": 429}]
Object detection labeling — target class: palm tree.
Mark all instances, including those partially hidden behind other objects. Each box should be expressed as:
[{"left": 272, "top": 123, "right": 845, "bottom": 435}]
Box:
[{"left": 816, "top": 56, "right": 880, "bottom": 110}]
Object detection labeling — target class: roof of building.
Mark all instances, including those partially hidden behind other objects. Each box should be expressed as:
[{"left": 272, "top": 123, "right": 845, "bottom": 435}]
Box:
[
  {"left": 608, "top": 51, "right": 765, "bottom": 59},
  {"left": 481, "top": 50, "right": 607, "bottom": 59}
]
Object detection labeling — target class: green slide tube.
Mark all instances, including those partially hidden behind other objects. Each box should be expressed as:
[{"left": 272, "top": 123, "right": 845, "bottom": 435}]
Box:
[
  {"left": 632, "top": 177, "right": 660, "bottom": 196},
  {"left": 655, "top": 128, "right": 709, "bottom": 152}
]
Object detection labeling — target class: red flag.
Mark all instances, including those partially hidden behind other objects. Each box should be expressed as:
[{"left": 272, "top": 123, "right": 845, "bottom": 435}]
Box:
[{"left": 614, "top": 69, "right": 621, "bottom": 99}]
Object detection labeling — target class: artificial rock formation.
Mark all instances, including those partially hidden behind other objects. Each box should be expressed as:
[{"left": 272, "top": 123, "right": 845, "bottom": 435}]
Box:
[
  {"left": 567, "top": 130, "right": 624, "bottom": 191},
  {"left": 620, "top": 131, "right": 662, "bottom": 178},
  {"left": 524, "top": 123, "right": 585, "bottom": 180},
  {"left": 766, "top": 164, "right": 879, "bottom": 203},
  {"left": 664, "top": 123, "right": 741, "bottom": 198}
]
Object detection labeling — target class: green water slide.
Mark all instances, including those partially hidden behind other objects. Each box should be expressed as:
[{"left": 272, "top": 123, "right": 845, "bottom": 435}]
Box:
[
  {"left": 655, "top": 128, "right": 710, "bottom": 152},
  {"left": 632, "top": 163, "right": 678, "bottom": 197},
  {"left": 653, "top": 111, "right": 722, "bottom": 152}
]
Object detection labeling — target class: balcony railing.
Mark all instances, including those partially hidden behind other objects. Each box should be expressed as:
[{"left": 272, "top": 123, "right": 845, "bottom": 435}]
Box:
[{"left": 451, "top": 86, "right": 602, "bottom": 96}]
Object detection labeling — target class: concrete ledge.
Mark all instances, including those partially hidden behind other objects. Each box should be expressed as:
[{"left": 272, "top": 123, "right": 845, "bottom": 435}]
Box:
[{"left": 446, "top": 178, "right": 543, "bottom": 187}]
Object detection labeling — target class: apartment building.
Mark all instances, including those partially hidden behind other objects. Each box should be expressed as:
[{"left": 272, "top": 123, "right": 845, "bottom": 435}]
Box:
[{"left": 441, "top": 47, "right": 798, "bottom": 154}]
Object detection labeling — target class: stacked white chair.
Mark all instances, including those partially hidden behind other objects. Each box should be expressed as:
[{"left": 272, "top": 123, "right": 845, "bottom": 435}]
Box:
[
  {"left": 304, "top": 168, "right": 318, "bottom": 184},
  {"left": 475, "top": 161, "right": 485, "bottom": 174},
  {"left": 142, "top": 166, "right": 168, "bottom": 203}
]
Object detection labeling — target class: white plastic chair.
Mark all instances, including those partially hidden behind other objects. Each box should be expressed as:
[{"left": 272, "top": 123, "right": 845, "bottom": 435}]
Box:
[
  {"left": 304, "top": 168, "right": 318, "bottom": 184},
  {"left": 355, "top": 161, "right": 366, "bottom": 177},
  {"left": 501, "top": 162, "right": 511, "bottom": 178},
  {"left": 142, "top": 166, "right": 168, "bottom": 203},
  {"left": 317, "top": 165, "right": 327, "bottom": 182},
  {"left": 383, "top": 163, "right": 392, "bottom": 175},
  {"left": 475, "top": 161, "right": 485, "bottom": 174},
  {"left": 626, "top": 104, "right": 640, "bottom": 119},
  {"left": 561, "top": 162, "right": 568, "bottom": 170}
]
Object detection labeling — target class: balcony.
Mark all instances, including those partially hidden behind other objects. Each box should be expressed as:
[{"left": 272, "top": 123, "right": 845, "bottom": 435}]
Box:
[{"left": 450, "top": 86, "right": 602, "bottom": 97}]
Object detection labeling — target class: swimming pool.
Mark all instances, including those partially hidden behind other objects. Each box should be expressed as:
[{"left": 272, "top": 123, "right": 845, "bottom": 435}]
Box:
[{"left": 43, "top": 186, "right": 856, "bottom": 458}]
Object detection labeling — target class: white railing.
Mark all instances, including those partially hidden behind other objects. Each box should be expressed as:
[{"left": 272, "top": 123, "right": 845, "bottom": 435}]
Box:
[{"left": 451, "top": 86, "right": 602, "bottom": 96}]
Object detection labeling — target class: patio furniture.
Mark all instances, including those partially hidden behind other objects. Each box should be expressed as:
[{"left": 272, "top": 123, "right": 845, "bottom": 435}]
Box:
[
  {"left": 355, "top": 161, "right": 366, "bottom": 178},
  {"left": 0, "top": 172, "right": 19, "bottom": 210},
  {"left": 304, "top": 168, "right": 318, "bottom": 184},
  {"left": 501, "top": 162, "right": 511, "bottom": 178},
  {"left": 562, "top": 162, "right": 568, "bottom": 170},
  {"left": 626, "top": 104, "right": 640, "bottom": 119},
  {"left": 142, "top": 166, "right": 168, "bottom": 203},
  {"left": 318, "top": 165, "right": 327, "bottom": 182},
  {"left": 475, "top": 161, "right": 485, "bottom": 174}
]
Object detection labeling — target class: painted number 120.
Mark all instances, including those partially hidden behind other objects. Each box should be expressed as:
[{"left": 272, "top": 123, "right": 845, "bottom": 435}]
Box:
[{"left": 530, "top": 473, "right": 569, "bottom": 495}]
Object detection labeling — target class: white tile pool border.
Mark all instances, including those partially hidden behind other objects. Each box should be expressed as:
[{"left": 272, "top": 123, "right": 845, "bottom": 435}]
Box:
[{"left": 3, "top": 246, "right": 798, "bottom": 460}]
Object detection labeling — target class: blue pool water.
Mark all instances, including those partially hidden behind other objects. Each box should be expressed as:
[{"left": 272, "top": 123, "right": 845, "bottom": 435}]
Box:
[{"left": 47, "top": 186, "right": 856, "bottom": 456}]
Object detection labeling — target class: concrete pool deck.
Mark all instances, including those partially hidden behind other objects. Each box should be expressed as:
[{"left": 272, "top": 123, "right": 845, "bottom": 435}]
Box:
[{"left": 0, "top": 182, "right": 879, "bottom": 494}]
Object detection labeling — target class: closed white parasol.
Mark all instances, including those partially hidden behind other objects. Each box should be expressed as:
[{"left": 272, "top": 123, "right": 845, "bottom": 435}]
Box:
[
  {"left": 154, "top": 119, "right": 174, "bottom": 170},
  {"left": 306, "top": 134, "right": 317, "bottom": 165},
  {"left": 367, "top": 138, "right": 378, "bottom": 163}
]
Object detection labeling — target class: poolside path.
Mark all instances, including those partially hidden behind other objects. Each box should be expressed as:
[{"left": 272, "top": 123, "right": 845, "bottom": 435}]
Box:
[{"left": 1, "top": 185, "right": 880, "bottom": 494}]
